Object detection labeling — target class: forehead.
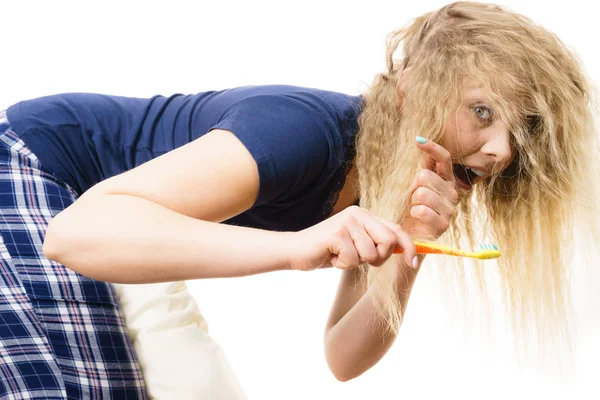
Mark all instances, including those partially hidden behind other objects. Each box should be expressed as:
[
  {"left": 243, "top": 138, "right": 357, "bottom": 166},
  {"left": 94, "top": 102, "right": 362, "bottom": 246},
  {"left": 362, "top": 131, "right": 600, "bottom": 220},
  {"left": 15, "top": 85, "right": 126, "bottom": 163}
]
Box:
[{"left": 461, "top": 82, "right": 489, "bottom": 100}]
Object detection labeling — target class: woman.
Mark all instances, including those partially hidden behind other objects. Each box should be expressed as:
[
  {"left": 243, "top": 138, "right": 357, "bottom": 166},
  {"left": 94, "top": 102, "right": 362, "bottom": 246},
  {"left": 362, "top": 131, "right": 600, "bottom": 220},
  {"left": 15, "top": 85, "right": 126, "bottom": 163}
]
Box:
[{"left": 0, "top": 1, "right": 597, "bottom": 397}]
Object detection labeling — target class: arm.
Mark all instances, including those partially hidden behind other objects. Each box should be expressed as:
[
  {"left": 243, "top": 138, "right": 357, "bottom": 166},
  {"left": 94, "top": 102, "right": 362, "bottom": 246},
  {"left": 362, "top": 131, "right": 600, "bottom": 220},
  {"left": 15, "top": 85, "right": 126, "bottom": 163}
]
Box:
[
  {"left": 44, "top": 127, "right": 418, "bottom": 284},
  {"left": 43, "top": 129, "right": 292, "bottom": 283},
  {"left": 323, "top": 137, "right": 457, "bottom": 381},
  {"left": 324, "top": 257, "right": 422, "bottom": 382}
]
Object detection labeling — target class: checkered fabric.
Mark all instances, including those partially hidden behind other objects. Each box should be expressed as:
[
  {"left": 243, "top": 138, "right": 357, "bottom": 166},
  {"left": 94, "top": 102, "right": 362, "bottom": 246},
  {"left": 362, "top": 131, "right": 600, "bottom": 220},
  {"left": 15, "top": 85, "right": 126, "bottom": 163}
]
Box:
[{"left": 0, "top": 111, "right": 147, "bottom": 399}]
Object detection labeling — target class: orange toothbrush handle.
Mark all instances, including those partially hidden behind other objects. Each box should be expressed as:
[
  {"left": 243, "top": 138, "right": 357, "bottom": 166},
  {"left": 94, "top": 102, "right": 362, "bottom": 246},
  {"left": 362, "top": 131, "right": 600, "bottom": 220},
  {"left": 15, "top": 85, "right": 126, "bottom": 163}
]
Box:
[{"left": 393, "top": 243, "right": 444, "bottom": 255}]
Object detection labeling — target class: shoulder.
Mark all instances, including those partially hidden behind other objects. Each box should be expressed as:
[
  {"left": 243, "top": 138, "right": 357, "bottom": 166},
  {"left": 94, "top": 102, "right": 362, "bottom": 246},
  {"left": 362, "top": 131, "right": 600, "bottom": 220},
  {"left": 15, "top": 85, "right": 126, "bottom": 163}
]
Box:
[
  {"left": 209, "top": 85, "right": 362, "bottom": 205},
  {"left": 214, "top": 84, "right": 362, "bottom": 163},
  {"left": 214, "top": 85, "right": 361, "bottom": 155},
  {"left": 217, "top": 84, "right": 361, "bottom": 123}
]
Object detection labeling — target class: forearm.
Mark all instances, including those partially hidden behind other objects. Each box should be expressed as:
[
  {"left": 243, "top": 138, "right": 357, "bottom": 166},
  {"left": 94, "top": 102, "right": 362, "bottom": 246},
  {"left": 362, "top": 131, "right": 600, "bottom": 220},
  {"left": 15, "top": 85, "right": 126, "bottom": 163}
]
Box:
[
  {"left": 43, "top": 192, "right": 291, "bottom": 283},
  {"left": 324, "top": 257, "right": 422, "bottom": 381}
]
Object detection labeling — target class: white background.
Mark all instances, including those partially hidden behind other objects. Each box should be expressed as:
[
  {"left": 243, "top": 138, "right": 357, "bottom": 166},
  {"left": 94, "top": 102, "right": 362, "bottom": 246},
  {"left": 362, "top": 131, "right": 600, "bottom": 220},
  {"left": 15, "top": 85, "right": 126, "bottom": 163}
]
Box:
[{"left": 2, "top": 1, "right": 599, "bottom": 399}]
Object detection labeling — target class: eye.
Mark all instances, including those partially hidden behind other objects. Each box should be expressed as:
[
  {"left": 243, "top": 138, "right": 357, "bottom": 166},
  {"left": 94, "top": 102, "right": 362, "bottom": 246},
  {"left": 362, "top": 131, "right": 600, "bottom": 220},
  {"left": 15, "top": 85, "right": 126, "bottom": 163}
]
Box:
[{"left": 472, "top": 105, "right": 493, "bottom": 122}]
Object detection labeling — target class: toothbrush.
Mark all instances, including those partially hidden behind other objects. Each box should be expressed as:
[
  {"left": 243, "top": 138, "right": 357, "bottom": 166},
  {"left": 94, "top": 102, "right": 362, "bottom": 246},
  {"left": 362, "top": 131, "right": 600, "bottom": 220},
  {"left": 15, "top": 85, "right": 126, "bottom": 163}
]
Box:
[{"left": 394, "top": 241, "right": 501, "bottom": 260}]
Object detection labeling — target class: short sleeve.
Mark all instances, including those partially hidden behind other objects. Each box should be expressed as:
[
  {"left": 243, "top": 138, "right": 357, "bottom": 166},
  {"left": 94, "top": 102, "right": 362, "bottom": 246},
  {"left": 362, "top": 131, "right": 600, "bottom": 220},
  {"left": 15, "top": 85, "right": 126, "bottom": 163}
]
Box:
[{"left": 210, "top": 94, "right": 339, "bottom": 206}]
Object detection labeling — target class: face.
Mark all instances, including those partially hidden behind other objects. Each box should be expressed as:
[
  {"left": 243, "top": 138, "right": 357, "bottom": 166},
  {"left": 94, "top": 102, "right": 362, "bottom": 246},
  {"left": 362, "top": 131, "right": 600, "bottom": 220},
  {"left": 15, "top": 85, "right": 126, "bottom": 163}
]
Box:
[{"left": 439, "top": 84, "right": 517, "bottom": 191}]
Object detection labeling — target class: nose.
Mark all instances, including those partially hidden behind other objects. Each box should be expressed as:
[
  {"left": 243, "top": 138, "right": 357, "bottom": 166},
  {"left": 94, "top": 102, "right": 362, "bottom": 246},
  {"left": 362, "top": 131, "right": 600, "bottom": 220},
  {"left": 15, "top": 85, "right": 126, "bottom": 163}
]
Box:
[{"left": 480, "top": 121, "right": 514, "bottom": 170}]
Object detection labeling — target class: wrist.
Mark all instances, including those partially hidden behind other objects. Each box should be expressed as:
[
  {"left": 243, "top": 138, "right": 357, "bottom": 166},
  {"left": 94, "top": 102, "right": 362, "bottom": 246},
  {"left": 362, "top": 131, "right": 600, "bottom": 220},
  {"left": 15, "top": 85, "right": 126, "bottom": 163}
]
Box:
[
  {"left": 276, "top": 231, "right": 299, "bottom": 271},
  {"left": 394, "top": 255, "right": 422, "bottom": 288}
]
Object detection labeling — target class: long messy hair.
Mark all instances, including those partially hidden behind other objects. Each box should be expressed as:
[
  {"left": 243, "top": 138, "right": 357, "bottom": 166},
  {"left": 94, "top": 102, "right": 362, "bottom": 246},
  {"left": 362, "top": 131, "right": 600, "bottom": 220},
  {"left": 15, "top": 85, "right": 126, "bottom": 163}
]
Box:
[{"left": 356, "top": 1, "right": 599, "bottom": 358}]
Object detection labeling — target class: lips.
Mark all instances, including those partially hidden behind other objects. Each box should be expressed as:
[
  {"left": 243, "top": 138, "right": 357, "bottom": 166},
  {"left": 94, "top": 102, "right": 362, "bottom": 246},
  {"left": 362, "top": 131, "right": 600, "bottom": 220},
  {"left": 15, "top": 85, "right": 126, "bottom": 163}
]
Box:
[{"left": 453, "top": 164, "right": 479, "bottom": 189}]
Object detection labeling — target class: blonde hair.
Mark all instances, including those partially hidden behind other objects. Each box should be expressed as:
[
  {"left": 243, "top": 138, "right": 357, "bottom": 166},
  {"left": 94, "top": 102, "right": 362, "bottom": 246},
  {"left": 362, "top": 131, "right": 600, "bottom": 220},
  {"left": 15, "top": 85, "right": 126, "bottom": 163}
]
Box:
[{"left": 356, "top": 1, "right": 599, "bottom": 358}]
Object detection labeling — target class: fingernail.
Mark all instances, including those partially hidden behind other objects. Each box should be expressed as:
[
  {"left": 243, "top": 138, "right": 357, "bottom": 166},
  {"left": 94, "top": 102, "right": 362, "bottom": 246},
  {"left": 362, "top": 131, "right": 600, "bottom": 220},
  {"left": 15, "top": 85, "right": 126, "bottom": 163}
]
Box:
[
  {"left": 412, "top": 256, "right": 419, "bottom": 269},
  {"left": 416, "top": 136, "right": 427, "bottom": 144}
]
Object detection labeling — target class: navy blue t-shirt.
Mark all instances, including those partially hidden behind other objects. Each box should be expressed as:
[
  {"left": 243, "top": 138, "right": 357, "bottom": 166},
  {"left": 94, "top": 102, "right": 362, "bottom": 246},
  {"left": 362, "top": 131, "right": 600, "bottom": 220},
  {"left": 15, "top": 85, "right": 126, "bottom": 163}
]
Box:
[{"left": 6, "top": 85, "right": 362, "bottom": 231}]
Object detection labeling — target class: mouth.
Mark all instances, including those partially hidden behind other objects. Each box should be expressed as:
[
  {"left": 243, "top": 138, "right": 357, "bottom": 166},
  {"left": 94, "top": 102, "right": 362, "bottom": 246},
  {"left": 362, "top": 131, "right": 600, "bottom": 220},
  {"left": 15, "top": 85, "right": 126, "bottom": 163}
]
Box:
[{"left": 452, "top": 164, "right": 485, "bottom": 189}]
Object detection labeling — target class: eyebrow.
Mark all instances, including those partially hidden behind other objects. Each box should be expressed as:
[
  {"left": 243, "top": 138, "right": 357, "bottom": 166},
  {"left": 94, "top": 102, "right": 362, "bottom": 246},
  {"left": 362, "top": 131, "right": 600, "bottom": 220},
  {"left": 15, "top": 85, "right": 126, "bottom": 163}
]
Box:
[{"left": 467, "top": 98, "right": 491, "bottom": 104}]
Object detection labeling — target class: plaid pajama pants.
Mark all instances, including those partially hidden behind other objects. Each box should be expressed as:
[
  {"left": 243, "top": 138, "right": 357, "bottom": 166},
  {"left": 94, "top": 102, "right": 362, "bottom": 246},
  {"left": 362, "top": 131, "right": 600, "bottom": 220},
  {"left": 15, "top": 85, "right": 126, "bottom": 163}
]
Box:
[{"left": 0, "top": 111, "right": 147, "bottom": 399}]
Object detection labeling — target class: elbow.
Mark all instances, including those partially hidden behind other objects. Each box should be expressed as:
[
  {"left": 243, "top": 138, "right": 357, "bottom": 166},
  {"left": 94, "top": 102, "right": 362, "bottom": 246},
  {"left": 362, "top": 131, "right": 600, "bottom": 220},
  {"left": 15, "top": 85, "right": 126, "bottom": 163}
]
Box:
[
  {"left": 324, "top": 336, "right": 362, "bottom": 382},
  {"left": 326, "top": 359, "right": 361, "bottom": 382},
  {"left": 43, "top": 214, "right": 92, "bottom": 278},
  {"left": 42, "top": 239, "right": 61, "bottom": 265},
  {"left": 332, "top": 370, "right": 357, "bottom": 383},
  {"left": 43, "top": 217, "right": 67, "bottom": 264},
  {"left": 43, "top": 189, "right": 119, "bottom": 282}
]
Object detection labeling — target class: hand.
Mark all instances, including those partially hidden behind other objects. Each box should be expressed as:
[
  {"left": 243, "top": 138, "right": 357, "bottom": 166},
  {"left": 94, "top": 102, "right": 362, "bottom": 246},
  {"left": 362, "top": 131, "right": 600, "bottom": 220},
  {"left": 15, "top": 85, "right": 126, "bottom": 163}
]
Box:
[
  {"left": 286, "top": 206, "right": 417, "bottom": 271},
  {"left": 402, "top": 137, "right": 458, "bottom": 239}
]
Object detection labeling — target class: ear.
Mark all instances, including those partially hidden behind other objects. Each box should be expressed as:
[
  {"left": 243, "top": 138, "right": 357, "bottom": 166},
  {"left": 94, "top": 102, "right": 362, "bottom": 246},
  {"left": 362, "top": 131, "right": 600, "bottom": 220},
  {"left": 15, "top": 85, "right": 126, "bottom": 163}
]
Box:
[{"left": 396, "top": 67, "right": 412, "bottom": 111}]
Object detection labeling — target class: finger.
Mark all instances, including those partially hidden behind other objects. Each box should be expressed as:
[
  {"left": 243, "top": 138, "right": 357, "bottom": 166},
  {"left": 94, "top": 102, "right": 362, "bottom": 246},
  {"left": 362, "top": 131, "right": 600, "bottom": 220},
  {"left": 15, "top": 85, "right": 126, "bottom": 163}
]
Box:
[
  {"left": 360, "top": 217, "right": 401, "bottom": 266},
  {"left": 409, "top": 205, "right": 449, "bottom": 234},
  {"left": 415, "top": 137, "right": 454, "bottom": 181},
  {"left": 375, "top": 217, "right": 417, "bottom": 268},
  {"left": 414, "top": 169, "right": 459, "bottom": 205},
  {"left": 411, "top": 186, "right": 454, "bottom": 218},
  {"left": 346, "top": 216, "right": 379, "bottom": 264},
  {"left": 330, "top": 229, "right": 360, "bottom": 270}
]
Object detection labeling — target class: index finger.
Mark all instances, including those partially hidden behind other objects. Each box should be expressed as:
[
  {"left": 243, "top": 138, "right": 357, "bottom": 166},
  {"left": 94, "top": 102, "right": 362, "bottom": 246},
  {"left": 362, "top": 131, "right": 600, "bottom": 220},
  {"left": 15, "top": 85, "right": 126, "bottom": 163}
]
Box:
[
  {"left": 415, "top": 136, "right": 454, "bottom": 181},
  {"left": 375, "top": 217, "right": 418, "bottom": 269}
]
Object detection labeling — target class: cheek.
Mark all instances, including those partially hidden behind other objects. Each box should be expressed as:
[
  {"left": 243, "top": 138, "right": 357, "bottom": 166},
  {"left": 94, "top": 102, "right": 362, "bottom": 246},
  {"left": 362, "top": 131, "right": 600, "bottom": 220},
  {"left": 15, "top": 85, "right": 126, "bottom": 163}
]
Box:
[
  {"left": 440, "top": 112, "right": 479, "bottom": 156},
  {"left": 501, "top": 148, "right": 519, "bottom": 172}
]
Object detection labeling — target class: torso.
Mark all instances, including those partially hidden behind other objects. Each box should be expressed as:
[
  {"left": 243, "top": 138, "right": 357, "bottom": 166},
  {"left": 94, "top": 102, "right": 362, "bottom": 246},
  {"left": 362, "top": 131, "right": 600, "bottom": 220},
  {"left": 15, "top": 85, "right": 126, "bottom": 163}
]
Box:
[
  {"left": 329, "top": 164, "right": 359, "bottom": 217},
  {"left": 7, "top": 85, "right": 363, "bottom": 232}
]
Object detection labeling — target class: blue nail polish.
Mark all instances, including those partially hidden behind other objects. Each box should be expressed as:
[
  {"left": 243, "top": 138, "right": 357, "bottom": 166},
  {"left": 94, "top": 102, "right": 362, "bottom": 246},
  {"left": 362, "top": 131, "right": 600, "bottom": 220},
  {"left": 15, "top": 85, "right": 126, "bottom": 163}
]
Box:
[{"left": 416, "top": 136, "right": 427, "bottom": 144}]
